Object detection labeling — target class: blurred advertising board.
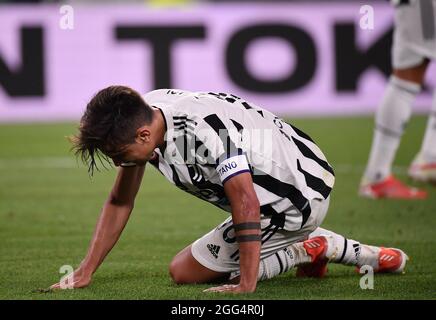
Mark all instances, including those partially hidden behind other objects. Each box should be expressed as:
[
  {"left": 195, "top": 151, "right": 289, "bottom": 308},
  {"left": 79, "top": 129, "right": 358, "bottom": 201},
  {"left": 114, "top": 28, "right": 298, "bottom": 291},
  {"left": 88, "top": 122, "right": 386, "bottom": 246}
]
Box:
[{"left": 0, "top": 3, "right": 434, "bottom": 122}]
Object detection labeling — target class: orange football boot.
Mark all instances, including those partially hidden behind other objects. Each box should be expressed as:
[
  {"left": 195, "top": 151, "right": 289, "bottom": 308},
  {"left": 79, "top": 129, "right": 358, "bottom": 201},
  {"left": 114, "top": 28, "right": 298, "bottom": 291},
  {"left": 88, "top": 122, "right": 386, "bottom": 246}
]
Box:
[
  {"left": 359, "top": 175, "right": 427, "bottom": 199},
  {"left": 296, "top": 236, "right": 330, "bottom": 278}
]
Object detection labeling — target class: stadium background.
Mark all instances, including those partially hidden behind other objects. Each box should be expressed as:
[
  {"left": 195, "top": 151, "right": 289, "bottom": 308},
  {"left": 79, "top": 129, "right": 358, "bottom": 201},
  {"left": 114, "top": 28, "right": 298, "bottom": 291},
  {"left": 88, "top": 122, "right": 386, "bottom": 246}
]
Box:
[{"left": 0, "top": 0, "right": 435, "bottom": 299}]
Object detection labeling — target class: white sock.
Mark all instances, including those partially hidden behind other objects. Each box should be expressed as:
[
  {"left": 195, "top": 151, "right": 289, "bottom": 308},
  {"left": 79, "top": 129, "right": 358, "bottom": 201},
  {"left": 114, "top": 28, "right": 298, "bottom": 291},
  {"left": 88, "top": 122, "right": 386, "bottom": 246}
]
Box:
[
  {"left": 230, "top": 229, "right": 382, "bottom": 281},
  {"left": 309, "top": 228, "right": 385, "bottom": 269},
  {"left": 309, "top": 228, "right": 361, "bottom": 265},
  {"left": 356, "top": 244, "right": 381, "bottom": 269},
  {"left": 257, "top": 245, "right": 312, "bottom": 281},
  {"left": 253, "top": 231, "right": 366, "bottom": 281},
  {"left": 363, "top": 76, "right": 420, "bottom": 183},
  {"left": 229, "top": 243, "right": 311, "bottom": 282},
  {"left": 420, "top": 90, "right": 436, "bottom": 163}
]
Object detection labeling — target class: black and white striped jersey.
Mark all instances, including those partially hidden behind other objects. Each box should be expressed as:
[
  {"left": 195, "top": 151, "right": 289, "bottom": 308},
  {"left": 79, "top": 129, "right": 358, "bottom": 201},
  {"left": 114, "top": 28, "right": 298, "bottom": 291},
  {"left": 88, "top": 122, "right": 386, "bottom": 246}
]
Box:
[{"left": 143, "top": 89, "right": 335, "bottom": 231}]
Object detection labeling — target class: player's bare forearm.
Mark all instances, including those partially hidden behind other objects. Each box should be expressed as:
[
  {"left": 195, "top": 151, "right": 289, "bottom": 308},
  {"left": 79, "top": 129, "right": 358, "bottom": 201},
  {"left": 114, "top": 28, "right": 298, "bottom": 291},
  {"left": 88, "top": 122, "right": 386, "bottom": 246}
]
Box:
[
  {"left": 79, "top": 200, "right": 134, "bottom": 275},
  {"left": 206, "top": 172, "right": 261, "bottom": 293},
  {"left": 231, "top": 195, "right": 261, "bottom": 292},
  {"left": 50, "top": 166, "right": 145, "bottom": 290},
  {"left": 81, "top": 165, "right": 145, "bottom": 275}
]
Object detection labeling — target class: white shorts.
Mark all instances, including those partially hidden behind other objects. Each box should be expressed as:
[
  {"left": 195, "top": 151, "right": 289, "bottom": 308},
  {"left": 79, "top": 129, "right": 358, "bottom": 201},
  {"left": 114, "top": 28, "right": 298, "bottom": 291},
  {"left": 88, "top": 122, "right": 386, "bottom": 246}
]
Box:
[
  {"left": 191, "top": 197, "right": 330, "bottom": 273},
  {"left": 392, "top": 0, "right": 436, "bottom": 69}
]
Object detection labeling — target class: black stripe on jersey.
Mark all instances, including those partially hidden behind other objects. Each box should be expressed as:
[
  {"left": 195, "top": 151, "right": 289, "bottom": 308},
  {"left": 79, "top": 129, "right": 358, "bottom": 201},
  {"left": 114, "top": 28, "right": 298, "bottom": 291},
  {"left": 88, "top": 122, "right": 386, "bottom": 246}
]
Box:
[
  {"left": 174, "top": 117, "right": 197, "bottom": 133},
  {"left": 230, "top": 119, "right": 247, "bottom": 160},
  {"left": 286, "top": 122, "right": 315, "bottom": 143},
  {"left": 174, "top": 118, "right": 196, "bottom": 125},
  {"left": 252, "top": 170, "right": 311, "bottom": 228},
  {"left": 173, "top": 118, "right": 197, "bottom": 163},
  {"left": 194, "top": 139, "right": 216, "bottom": 167},
  {"left": 174, "top": 123, "right": 196, "bottom": 134},
  {"left": 241, "top": 101, "right": 264, "bottom": 118},
  {"left": 169, "top": 164, "right": 188, "bottom": 191},
  {"left": 260, "top": 204, "right": 278, "bottom": 216},
  {"left": 297, "top": 159, "right": 331, "bottom": 199},
  {"left": 203, "top": 113, "right": 230, "bottom": 136},
  {"left": 230, "top": 119, "right": 244, "bottom": 133},
  {"left": 262, "top": 225, "right": 280, "bottom": 244},
  {"left": 207, "top": 92, "right": 238, "bottom": 104},
  {"left": 173, "top": 117, "right": 197, "bottom": 125},
  {"left": 174, "top": 120, "right": 195, "bottom": 126},
  {"left": 260, "top": 204, "right": 286, "bottom": 228},
  {"left": 203, "top": 114, "right": 243, "bottom": 161},
  {"left": 291, "top": 136, "right": 335, "bottom": 176},
  {"left": 270, "top": 212, "right": 286, "bottom": 229}
]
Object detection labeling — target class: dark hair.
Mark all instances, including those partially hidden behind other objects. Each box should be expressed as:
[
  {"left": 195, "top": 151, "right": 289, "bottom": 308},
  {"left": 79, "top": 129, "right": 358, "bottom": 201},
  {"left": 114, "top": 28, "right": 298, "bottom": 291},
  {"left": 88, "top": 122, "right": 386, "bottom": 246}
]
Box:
[{"left": 71, "top": 85, "right": 154, "bottom": 175}]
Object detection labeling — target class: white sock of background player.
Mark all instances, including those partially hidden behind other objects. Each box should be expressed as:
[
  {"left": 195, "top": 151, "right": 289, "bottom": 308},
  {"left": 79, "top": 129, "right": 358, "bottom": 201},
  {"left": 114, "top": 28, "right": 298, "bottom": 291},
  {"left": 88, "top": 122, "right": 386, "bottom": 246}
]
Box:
[
  {"left": 418, "top": 90, "right": 436, "bottom": 163},
  {"left": 363, "top": 76, "right": 420, "bottom": 183}
]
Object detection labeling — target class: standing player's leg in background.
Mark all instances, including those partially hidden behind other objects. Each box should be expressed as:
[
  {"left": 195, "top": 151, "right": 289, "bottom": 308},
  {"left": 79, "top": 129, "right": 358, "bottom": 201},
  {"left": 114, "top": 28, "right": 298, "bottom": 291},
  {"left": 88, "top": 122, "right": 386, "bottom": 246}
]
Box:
[
  {"left": 359, "top": 0, "right": 436, "bottom": 199},
  {"left": 360, "top": 61, "right": 429, "bottom": 199},
  {"left": 409, "top": 90, "right": 436, "bottom": 183}
]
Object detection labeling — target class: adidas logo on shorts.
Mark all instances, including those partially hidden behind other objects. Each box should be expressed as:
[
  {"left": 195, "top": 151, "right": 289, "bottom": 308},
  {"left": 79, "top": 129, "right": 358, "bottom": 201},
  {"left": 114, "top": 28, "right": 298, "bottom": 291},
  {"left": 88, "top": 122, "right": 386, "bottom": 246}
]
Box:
[{"left": 207, "top": 244, "right": 221, "bottom": 259}]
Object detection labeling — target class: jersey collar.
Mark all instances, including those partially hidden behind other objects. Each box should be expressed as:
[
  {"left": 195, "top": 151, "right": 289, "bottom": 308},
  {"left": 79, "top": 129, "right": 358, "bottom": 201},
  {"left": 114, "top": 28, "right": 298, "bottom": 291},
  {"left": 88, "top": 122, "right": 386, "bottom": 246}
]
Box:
[{"left": 153, "top": 105, "right": 174, "bottom": 156}]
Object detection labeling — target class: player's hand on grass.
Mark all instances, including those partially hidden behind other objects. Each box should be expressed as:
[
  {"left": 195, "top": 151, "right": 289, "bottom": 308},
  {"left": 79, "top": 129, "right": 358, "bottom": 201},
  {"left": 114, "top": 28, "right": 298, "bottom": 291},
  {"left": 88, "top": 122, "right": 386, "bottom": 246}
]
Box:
[
  {"left": 49, "top": 267, "right": 92, "bottom": 291},
  {"left": 203, "top": 283, "right": 256, "bottom": 294}
]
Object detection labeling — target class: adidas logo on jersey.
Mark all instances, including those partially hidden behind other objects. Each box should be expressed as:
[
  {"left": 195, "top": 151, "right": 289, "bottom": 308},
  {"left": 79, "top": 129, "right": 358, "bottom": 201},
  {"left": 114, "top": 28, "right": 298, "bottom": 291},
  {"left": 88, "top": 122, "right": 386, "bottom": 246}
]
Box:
[{"left": 207, "top": 244, "right": 221, "bottom": 259}]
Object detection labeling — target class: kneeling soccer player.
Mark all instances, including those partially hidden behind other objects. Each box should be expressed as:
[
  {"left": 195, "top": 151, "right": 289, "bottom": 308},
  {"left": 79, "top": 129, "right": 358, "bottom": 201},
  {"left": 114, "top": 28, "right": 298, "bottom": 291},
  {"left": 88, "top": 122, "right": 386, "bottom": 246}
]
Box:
[{"left": 50, "top": 87, "right": 408, "bottom": 293}]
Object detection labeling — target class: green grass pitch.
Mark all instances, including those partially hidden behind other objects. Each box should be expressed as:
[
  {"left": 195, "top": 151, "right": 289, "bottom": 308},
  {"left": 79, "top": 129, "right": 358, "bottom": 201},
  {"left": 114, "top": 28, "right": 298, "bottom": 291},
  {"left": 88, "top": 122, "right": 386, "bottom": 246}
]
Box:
[{"left": 0, "top": 116, "right": 435, "bottom": 300}]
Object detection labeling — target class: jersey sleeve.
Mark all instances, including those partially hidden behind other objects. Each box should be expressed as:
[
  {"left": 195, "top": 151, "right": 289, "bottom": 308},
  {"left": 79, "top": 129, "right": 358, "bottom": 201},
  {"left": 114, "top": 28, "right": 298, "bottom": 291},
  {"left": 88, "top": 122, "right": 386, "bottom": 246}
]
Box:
[{"left": 194, "top": 114, "right": 251, "bottom": 184}]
